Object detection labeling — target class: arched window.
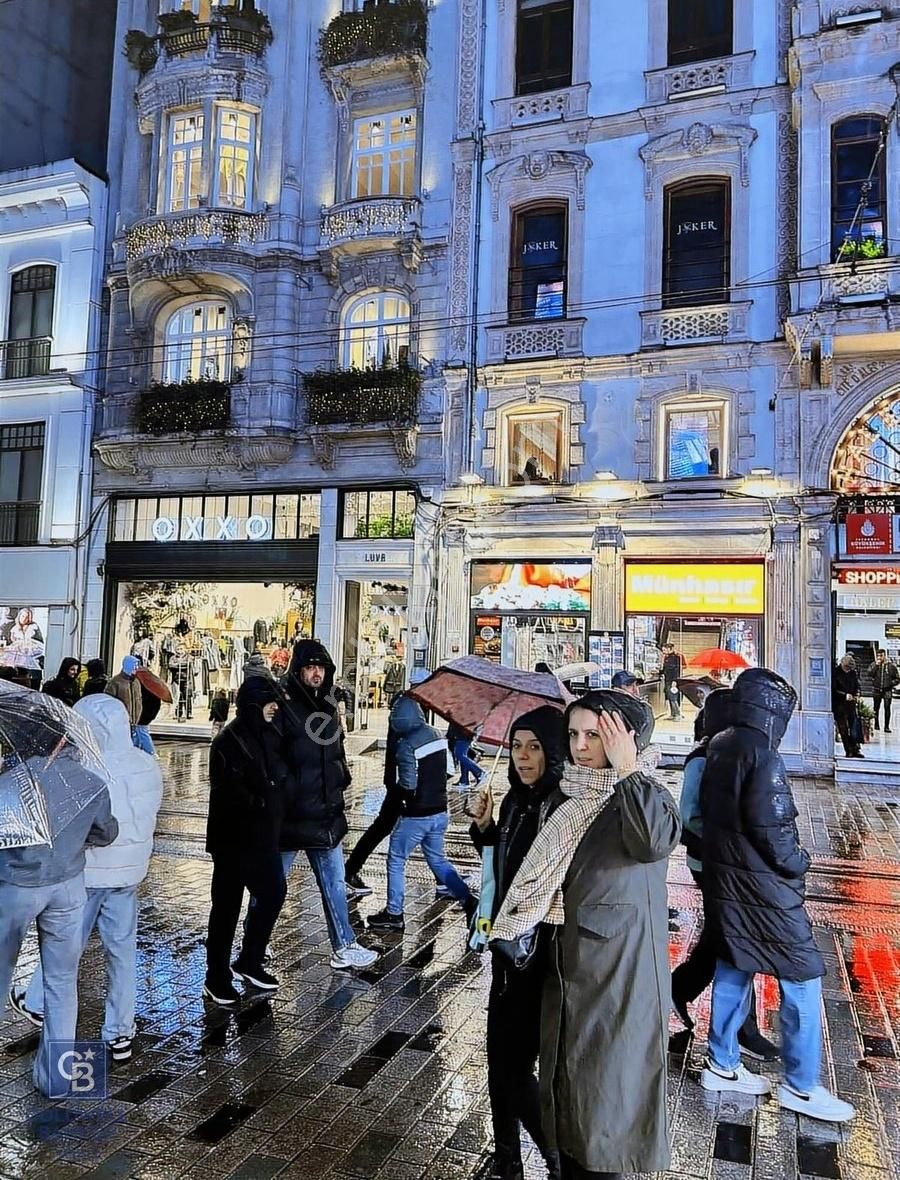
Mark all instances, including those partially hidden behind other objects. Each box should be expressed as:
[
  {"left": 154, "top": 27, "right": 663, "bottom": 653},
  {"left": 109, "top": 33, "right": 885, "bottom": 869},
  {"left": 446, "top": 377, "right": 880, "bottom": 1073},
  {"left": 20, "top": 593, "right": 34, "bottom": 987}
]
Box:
[
  {"left": 342, "top": 293, "right": 410, "bottom": 369},
  {"left": 509, "top": 203, "right": 568, "bottom": 322},
  {"left": 162, "top": 302, "right": 231, "bottom": 383},
  {"left": 663, "top": 179, "right": 730, "bottom": 307},
  {"left": 832, "top": 117, "right": 887, "bottom": 262},
  {"left": 832, "top": 393, "right": 900, "bottom": 493},
  {"left": 6, "top": 266, "right": 55, "bottom": 379}
]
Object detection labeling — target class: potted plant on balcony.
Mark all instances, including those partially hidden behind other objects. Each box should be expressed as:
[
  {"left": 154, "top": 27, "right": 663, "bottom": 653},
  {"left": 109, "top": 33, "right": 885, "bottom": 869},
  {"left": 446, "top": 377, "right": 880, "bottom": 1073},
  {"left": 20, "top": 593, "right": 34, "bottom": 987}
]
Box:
[
  {"left": 302, "top": 361, "right": 421, "bottom": 427},
  {"left": 214, "top": 1, "right": 274, "bottom": 48},
  {"left": 157, "top": 8, "right": 198, "bottom": 34},
  {"left": 123, "top": 29, "right": 160, "bottom": 72},
  {"left": 318, "top": 0, "right": 427, "bottom": 70},
  {"left": 836, "top": 237, "right": 886, "bottom": 264}
]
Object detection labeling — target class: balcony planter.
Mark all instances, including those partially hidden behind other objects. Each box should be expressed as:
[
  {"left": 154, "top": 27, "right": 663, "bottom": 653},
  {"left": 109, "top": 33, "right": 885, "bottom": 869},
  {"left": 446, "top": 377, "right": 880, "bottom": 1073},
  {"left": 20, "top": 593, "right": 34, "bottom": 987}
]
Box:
[
  {"left": 318, "top": 0, "right": 426, "bottom": 69},
  {"left": 835, "top": 239, "right": 886, "bottom": 263},
  {"left": 213, "top": 4, "right": 273, "bottom": 52},
  {"left": 302, "top": 365, "right": 421, "bottom": 427},
  {"left": 136, "top": 378, "right": 231, "bottom": 436},
  {"left": 124, "top": 29, "right": 160, "bottom": 72},
  {"left": 157, "top": 9, "right": 197, "bottom": 33}
]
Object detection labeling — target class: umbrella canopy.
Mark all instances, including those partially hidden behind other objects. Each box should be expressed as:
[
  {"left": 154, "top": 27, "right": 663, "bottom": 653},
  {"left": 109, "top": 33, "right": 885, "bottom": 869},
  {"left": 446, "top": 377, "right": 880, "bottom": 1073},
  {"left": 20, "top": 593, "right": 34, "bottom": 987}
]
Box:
[
  {"left": 553, "top": 661, "right": 601, "bottom": 682},
  {"left": 685, "top": 649, "right": 750, "bottom": 674},
  {"left": 676, "top": 676, "right": 722, "bottom": 709},
  {"left": 0, "top": 682, "right": 109, "bottom": 850},
  {"left": 136, "top": 667, "right": 173, "bottom": 704},
  {"left": 407, "top": 656, "right": 572, "bottom": 747}
]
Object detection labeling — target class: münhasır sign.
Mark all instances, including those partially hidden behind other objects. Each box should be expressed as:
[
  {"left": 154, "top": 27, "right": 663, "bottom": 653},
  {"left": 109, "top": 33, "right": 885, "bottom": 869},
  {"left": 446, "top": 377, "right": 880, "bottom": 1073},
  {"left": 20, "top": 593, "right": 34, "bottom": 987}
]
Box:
[{"left": 625, "top": 563, "right": 765, "bottom": 615}]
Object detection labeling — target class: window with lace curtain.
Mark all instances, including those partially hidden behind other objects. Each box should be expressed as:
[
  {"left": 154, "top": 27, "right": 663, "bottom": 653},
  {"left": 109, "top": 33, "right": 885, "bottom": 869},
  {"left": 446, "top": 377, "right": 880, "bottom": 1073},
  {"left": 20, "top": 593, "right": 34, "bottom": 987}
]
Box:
[
  {"left": 214, "top": 108, "right": 255, "bottom": 209},
  {"left": 165, "top": 112, "right": 205, "bottom": 212},
  {"left": 506, "top": 411, "right": 562, "bottom": 484}
]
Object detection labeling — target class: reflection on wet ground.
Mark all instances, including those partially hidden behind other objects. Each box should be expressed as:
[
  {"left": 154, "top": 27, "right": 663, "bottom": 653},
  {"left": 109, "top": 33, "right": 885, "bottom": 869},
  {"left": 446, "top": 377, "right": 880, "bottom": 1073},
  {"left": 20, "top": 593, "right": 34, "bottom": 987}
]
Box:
[{"left": 0, "top": 743, "right": 898, "bottom": 1179}]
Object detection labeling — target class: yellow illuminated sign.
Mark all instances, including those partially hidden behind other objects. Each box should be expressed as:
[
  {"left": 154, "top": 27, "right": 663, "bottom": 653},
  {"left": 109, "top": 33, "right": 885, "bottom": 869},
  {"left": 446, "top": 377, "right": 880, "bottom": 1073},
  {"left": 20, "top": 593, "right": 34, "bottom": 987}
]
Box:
[{"left": 625, "top": 563, "right": 765, "bottom": 616}]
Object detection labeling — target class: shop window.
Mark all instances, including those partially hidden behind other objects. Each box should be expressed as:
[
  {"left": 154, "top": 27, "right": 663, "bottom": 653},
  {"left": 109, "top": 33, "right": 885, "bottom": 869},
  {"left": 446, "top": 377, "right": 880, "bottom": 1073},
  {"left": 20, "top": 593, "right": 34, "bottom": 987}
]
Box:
[
  {"left": 110, "top": 493, "right": 321, "bottom": 542},
  {"left": 351, "top": 111, "right": 417, "bottom": 199},
  {"left": 509, "top": 205, "right": 568, "bottom": 322},
  {"left": 5, "top": 266, "right": 55, "bottom": 379},
  {"left": 832, "top": 117, "right": 887, "bottom": 261},
  {"left": 506, "top": 410, "right": 562, "bottom": 484},
  {"left": 0, "top": 422, "right": 44, "bottom": 545},
  {"left": 165, "top": 111, "right": 205, "bottom": 213},
  {"left": 667, "top": 0, "right": 732, "bottom": 66},
  {"left": 213, "top": 108, "right": 255, "bottom": 210},
  {"left": 515, "top": 0, "right": 573, "bottom": 96},
  {"left": 664, "top": 404, "right": 723, "bottom": 479},
  {"left": 342, "top": 293, "right": 410, "bottom": 369},
  {"left": 341, "top": 489, "right": 415, "bottom": 538},
  {"left": 162, "top": 302, "right": 231, "bottom": 383},
  {"left": 663, "top": 180, "right": 730, "bottom": 307}
]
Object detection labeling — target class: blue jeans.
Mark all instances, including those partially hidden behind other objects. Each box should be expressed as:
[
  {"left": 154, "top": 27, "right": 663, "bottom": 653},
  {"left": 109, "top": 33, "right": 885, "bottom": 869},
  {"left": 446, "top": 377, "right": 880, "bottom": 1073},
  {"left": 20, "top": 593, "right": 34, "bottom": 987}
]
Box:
[
  {"left": 0, "top": 874, "right": 86, "bottom": 1096},
  {"left": 708, "top": 960, "right": 823, "bottom": 1093},
  {"left": 25, "top": 886, "right": 138, "bottom": 1043},
  {"left": 386, "top": 813, "right": 471, "bottom": 915},
  {"left": 281, "top": 847, "right": 355, "bottom": 951},
  {"left": 452, "top": 739, "right": 482, "bottom": 786},
  {"left": 132, "top": 726, "right": 155, "bottom": 755}
]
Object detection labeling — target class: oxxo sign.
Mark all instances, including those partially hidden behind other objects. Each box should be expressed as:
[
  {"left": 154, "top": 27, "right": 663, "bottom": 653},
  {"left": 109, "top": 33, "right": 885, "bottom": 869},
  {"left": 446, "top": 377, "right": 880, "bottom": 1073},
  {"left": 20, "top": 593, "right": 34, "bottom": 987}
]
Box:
[{"left": 152, "top": 515, "right": 272, "bottom": 543}]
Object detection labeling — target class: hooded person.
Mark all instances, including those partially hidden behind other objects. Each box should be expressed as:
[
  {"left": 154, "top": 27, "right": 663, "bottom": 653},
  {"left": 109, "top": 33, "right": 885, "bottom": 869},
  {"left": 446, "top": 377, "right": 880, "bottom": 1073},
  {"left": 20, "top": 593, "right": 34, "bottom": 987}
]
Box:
[
  {"left": 42, "top": 658, "right": 82, "bottom": 708},
  {"left": 275, "top": 640, "right": 378, "bottom": 972},
  {"left": 14, "top": 695, "right": 163, "bottom": 1062},
  {"left": 81, "top": 658, "right": 108, "bottom": 697},
  {"left": 105, "top": 656, "right": 143, "bottom": 729},
  {"left": 469, "top": 706, "right": 566, "bottom": 1180},
  {"left": 491, "top": 689, "right": 680, "bottom": 1180},
  {"left": 700, "top": 669, "right": 854, "bottom": 1124},
  {"left": 203, "top": 677, "right": 289, "bottom": 1006}
]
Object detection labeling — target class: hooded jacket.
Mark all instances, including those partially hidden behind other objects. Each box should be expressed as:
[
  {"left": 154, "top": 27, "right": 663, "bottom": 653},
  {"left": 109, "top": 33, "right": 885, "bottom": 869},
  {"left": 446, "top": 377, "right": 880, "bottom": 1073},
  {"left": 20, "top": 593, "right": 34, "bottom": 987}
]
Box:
[
  {"left": 207, "top": 677, "right": 288, "bottom": 857},
  {"left": 105, "top": 663, "right": 142, "bottom": 725},
  {"left": 680, "top": 688, "right": 732, "bottom": 870},
  {"left": 278, "top": 639, "right": 350, "bottom": 851},
  {"left": 42, "top": 659, "right": 82, "bottom": 708},
  {"left": 700, "top": 668, "right": 823, "bottom": 981},
  {"left": 72, "top": 695, "right": 163, "bottom": 888},
  {"left": 387, "top": 696, "right": 449, "bottom": 818},
  {"left": 82, "top": 659, "right": 108, "bottom": 698}
]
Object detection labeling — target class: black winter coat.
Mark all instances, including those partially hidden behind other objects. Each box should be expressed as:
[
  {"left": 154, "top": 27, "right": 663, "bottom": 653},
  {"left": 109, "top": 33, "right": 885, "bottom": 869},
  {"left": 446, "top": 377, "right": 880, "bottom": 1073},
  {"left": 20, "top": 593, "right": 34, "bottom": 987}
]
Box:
[
  {"left": 279, "top": 640, "right": 351, "bottom": 851},
  {"left": 832, "top": 663, "right": 860, "bottom": 712},
  {"left": 701, "top": 669, "right": 824, "bottom": 982},
  {"left": 206, "top": 719, "right": 286, "bottom": 858}
]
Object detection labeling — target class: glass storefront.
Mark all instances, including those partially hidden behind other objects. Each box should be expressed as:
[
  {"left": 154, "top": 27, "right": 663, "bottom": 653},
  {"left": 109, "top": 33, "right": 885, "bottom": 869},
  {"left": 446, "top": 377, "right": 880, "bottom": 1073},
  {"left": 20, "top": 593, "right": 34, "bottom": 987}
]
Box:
[
  {"left": 833, "top": 567, "right": 900, "bottom": 758},
  {"left": 339, "top": 579, "right": 408, "bottom": 728}
]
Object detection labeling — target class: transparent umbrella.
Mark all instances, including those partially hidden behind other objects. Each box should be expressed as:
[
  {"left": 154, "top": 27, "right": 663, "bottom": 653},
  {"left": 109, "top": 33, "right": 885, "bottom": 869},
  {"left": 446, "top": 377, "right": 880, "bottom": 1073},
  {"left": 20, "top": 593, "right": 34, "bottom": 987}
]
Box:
[{"left": 0, "top": 682, "right": 109, "bottom": 851}]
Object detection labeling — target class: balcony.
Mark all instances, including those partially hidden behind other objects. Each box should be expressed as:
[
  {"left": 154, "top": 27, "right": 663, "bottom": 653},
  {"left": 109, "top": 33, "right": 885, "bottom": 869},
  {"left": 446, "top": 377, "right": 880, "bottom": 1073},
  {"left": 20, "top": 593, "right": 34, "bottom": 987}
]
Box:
[
  {"left": 0, "top": 502, "right": 40, "bottom": 546},
  {"left": 125, "top": 6, "right": 273, "bottom": 75},
  {"left": 318, "top": 0, "right": 426, "bottom": 70},
  {"left": 121, "top": 209, "right": 268, "bottom": 280},
  {"left": 484, "top": 319, "right": 586, "bottom": 363},
  {"left": 0, "top": 337, "right": 51, "bottom": 381},
  {"left": 301, "top": 365, "right": 422, "bottom": 470},
  {"left": 640, "top": 301, "right": 752, "bottom": 348},
  {"left": 644, "top": 52, "right": 755, "bottom": 104},
  {"left": 319, "top": 197, "right": 422, "bottom": 273},
  {"left": 492, "top": 83, "right": 590, "bottom": 131}
]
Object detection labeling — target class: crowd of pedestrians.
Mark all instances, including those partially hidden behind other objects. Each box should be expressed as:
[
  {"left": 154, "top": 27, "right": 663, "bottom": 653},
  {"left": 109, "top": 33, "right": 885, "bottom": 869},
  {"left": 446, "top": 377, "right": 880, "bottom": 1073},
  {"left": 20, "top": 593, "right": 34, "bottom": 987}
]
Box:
[{"left": 0, "top": 639, "right": 857, "bottom": 1177}]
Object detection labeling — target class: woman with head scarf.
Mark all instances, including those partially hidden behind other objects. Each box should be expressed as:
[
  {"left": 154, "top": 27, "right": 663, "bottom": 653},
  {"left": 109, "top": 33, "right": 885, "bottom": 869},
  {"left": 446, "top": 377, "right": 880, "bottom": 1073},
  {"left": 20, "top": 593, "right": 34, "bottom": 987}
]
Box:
[
  {"left": 491, "top": 690, "right": 680, "bottom": 1180},
  {"left": 469, "top": 706, "right": 566, "bottom": 1180}
]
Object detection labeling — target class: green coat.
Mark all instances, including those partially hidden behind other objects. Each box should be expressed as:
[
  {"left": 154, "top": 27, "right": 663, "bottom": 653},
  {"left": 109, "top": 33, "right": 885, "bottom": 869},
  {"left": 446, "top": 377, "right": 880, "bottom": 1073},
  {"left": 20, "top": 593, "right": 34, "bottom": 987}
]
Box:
[{"left": 540, "top": 772, "right": 681, "bottom": 1174}]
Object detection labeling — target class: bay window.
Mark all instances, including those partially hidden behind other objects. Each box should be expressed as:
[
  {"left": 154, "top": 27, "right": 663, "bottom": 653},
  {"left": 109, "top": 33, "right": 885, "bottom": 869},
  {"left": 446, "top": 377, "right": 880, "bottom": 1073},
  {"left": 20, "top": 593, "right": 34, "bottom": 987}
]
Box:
[
  {"left": 214, "top": 108, "right": 255, "bottom": 209},
  {"left": 161, "top": 104, "right": 258, "bottom": 213},
  {"left": 166, "top": 112, "right": 204, "bottom": 213},
  {"left": 162, "top": 302, "right": 231, "bottom": 383}
]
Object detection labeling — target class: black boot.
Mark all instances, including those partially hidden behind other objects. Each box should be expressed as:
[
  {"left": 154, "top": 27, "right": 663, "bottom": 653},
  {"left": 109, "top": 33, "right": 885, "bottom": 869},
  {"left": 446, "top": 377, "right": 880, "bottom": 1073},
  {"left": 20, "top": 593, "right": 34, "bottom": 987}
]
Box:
[
  {"left": 489, "top": 1146, "right": 524, "bottom": 1180},
  {"left": 545, "top": 1151, "right": 562, "bottom": 1180}
]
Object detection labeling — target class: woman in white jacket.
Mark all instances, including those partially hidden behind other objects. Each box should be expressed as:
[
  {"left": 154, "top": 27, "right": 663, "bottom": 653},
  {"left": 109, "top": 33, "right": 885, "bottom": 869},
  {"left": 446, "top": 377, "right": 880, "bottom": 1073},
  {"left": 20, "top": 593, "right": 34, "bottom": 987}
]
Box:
[{"left": 12, "top": 695, "right": 163, "bottom": 1061}]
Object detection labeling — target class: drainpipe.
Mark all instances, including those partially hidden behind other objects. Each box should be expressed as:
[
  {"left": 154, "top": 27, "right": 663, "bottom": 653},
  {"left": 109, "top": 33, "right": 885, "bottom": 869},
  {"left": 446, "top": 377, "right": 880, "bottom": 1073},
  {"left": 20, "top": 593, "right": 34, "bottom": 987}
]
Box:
[{"left": 464, "top": 0, "right": 488, "bottom": 476}]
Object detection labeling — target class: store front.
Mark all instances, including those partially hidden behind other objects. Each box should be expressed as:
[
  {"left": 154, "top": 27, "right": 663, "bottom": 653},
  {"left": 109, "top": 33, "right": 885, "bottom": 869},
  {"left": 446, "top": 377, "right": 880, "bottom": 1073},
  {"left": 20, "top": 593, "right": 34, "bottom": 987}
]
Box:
[
  {"left": 102, "top": 492, "right": 320, "bottom": 728},
  {"left": 624, "top": 561, "right": 766, "bottom": 743}
]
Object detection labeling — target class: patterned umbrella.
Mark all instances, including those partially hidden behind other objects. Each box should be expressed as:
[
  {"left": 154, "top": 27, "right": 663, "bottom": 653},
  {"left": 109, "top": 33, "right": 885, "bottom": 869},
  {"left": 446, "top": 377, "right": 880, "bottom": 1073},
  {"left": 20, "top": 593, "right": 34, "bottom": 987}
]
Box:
[{"left": 407, "top": 656, "right": 572, "bottom": 747}]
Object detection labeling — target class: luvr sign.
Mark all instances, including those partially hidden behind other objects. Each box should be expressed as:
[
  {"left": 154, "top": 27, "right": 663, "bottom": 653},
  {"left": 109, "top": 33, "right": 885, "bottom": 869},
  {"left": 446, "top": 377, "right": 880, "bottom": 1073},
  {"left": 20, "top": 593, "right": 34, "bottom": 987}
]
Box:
[{"left": 152, "top": 515, "right": 272, "bottom": 543}]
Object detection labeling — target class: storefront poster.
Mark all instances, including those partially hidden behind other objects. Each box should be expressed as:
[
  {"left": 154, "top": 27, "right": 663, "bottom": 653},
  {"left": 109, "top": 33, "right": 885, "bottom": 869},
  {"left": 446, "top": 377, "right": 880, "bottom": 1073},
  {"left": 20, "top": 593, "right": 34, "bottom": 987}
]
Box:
[
  {"left": 588, "top": 631, "right": 624, "bottom": 688},
  {"left": 470, "top": 562, "right": 591, "bottom": 612},
  {"left": 845, "top": 513, "right": 892, "bottom": 556},
  {"left": 625, "top": 563, "right": 765, "bottom": 616},
  {"left": 0, "top": 605, "right": 48, "bottom": 679}
]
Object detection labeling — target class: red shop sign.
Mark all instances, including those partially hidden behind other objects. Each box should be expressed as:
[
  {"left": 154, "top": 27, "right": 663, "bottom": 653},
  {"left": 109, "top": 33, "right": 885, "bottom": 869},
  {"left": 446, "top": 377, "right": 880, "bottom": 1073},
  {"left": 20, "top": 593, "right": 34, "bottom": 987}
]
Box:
[
  {"left": 836, "top": 567, "right": 900, "bottom": 586},
  {"left": 845, "top": 513, "right": 893, "bottom": 556}
]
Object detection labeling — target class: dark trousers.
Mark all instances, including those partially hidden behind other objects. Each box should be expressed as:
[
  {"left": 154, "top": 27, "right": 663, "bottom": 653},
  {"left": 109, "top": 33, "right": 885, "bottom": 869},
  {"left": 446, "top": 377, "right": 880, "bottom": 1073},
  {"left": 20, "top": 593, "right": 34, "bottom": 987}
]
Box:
[
  {"left": 671, "top": 870, "right": 760, "bottom": 1038},
  {"left": 559, "top": 1157, "right": 621, "bottom": 1180},
  {"left": 487, "top": 958, "right": 550, "bottom": 1166},
  {"left": 834, "top": 704, "right": 860, "bottom": 755},
  {"left": 345, "top": 794, "right": 401, "bottom": 878},
  {"left": 873, "top": 692, "right": 892, "bottom": 730},
  {"left": 665, "top": 680, "right": 681, "bottom": 719},
  {"left": 206, "top": 847, "right": 286, "bottom": 981}
]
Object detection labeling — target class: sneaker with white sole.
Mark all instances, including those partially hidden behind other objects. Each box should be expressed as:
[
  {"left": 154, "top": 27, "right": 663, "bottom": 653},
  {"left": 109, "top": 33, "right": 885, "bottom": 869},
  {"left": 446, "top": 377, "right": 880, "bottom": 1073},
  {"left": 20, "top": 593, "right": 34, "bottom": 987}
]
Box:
[
  {"left": 346, "top": 873, "right": 373, "bottom": 898},
  {"left": 700, "top": 1058, "right": 771, "bottom": 1096},
  {"left": 231, "top": 961, "right": 279, "bottom": 991},
  {"left": 8, "top": 988, "right": 43, "bottom": 1029},
  {"left": 108, "top": 1036, "right": 133, "bottom": 1063},
  {"left": 777, "top": 1084, "right": 855, "bottom": 1123},
  {"left": 330, "top": 941, "right": 379, "bottom": 970}
]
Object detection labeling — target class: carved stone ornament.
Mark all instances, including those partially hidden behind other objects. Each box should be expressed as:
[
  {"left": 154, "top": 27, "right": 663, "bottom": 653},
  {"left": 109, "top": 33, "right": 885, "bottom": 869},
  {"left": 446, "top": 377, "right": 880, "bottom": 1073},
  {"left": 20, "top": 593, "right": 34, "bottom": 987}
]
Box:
[
  {"left": 391, "top": 425, "right": 419, "bottom": 469},
  {"left": 487, "top": 150, "right": 592, "bottom": 219},
  {"left": 639, "top": 122, "right": 757, "bottom": 199},
  {"left": 308, "top": 428, "right": 337, "bottom": 470},
  {"left": 232, "top": 318, "right": 252, "bottom": 368}
]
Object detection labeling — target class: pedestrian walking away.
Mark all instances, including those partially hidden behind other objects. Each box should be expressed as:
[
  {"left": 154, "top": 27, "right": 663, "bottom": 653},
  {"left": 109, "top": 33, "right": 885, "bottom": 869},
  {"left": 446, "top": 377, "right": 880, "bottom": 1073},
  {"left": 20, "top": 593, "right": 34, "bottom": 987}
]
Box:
[
  {"left": 18, "top": 695, "right": 163, "bottom": 1061},
  {"left": 41, "top": 658, "right": 82, "bottom": 708},
  {"left": 345, "top": 719, "right": 402, "bottom": 897},
  {"left": 448, "top": 719, "right": 483, "bottom": 786},
  {"left": 661, "top": 643, "right": 684, "bottom": 720},
  {"left": 276, "top": 639, "right": 377, "bottom": 971},
  {"left": 867, "top": 649, "right": 898, "bottom": 732},
  {"left": 209, "top": 688, "right": 230, "bottom": 738},
  {"left": 369, "top": 695, "right": 475, "bottom": 933},
  {"left": 469, "top": 705, "right": 567, "bottom": 1180},
  {"left": 832, "top": 654, "right": 863, "bottom": 757},
  {"left": 700, "top": 667, "right": 855, "bottom": 1124},
  {"left": 204, "top": 678, "right": 289, "bottom": 1005},
  {"left": 490, "top": 689, "right": 681, "bottom": 1178},
  {"left": 670, "top": 688, "right": 778, "bottom": 1061}
]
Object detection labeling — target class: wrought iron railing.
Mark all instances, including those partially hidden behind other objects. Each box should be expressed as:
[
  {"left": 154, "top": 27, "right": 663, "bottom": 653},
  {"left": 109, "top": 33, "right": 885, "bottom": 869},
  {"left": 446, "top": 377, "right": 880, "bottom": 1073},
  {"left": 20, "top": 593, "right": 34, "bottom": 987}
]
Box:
[
  {"left": 0, "top": 337, "right": 52, "bottom": 380},
  {"left": 319, "top": 0, "right": 427, "bottom": 69},
  {"left": 0, "top": 501, "right": 40, "bottom": 545}
]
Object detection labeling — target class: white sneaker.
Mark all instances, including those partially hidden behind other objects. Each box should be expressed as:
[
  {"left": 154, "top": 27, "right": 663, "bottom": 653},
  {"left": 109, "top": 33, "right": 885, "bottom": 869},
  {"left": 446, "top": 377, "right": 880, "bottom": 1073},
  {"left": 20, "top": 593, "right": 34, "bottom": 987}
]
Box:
[
  {"left": 330, "top": 941, "right": 379, "bottom": 970},
  {"left": 778, "top": 1084, "right": 855, "bottom": 1123},
  {"left": 700, "top": 1059, "right": 771, "bottom": 1096}
]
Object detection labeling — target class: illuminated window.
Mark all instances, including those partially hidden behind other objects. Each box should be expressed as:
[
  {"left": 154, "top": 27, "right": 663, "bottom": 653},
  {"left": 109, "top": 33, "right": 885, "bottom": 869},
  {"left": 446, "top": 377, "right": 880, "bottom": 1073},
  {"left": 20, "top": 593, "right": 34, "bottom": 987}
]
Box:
[
  {"left": 664, "top": 404, "right": 723, "bottom": 479},
  {"left": 214, "top": 108, "right": 255, "bottom": 209},
  {"left": 506, "top": 410, "right": 563, "bottom": 484},
  {"left": 832, "top": 117, "right": 887, "bottom": 262},
  {"left": 663, "top": 179, "right": 730, "bottom": 307},
  {"left": 159, "top": 1, "right": 221, "bottom": 16},
  {"left": 509, "top": 205, "right": 568, "bottom": 322},
  {"left": 352, "top": 112, "right": 417, "bottom": 198},
  {"left": 163, "top": 302, "right": 231, "bottom": 383},
  {"left": 165, "top": 112, "right": 204, "bottom": 212},
  {"left": 667, "top": 0, "right": 732, "bottom": 66},
  {"left": 342, "top": 293, "right": 411, "bottom": 369}
]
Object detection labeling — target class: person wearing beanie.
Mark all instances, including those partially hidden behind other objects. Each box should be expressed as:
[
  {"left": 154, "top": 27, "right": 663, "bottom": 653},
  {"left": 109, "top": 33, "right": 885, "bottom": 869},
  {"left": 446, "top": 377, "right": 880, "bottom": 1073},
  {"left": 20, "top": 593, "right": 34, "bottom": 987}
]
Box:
[
  {"left": 491, "top": 689, "right": 680, "bottom": 1179},
  {"left": 469, "top": 705, "right": 567, "bottom": 1180},
  {"left": 82, "top": 658, "right": 109, "bottom": 697}
]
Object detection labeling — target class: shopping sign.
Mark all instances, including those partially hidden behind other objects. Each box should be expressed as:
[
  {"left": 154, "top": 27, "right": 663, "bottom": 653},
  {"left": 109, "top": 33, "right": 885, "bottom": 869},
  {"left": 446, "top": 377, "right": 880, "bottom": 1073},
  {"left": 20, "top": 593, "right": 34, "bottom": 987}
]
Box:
[
  {"left": 836, "top": 567, "right": 900, "bottom": 586},
  {"left": 845, "top": 513, "right": 892, "bottom": 556}
]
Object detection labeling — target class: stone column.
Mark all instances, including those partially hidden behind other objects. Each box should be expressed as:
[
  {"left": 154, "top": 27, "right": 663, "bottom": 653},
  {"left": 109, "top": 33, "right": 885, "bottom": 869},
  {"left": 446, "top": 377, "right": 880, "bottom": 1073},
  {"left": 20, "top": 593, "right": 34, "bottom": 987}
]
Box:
[
  {"left": 772, "top": 519, "right": 801, "bottom": 690},
  {"left": 591, "top": 524, "right": 624, "bottom": 632},
  {"left": 313, "top": 488, "right": 339, "bottom": 653},
  {"left": 434, "top": 521, "right": 469, "bottom": 665},
  {"left": 798, "top": 499, "right": 837, "bottom": 773}
]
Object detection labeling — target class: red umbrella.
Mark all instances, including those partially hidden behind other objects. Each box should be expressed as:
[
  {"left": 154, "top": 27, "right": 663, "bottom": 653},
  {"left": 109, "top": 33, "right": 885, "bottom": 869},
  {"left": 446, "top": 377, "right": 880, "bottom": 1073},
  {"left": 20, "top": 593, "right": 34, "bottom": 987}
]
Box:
[
  {"left": 407, "top": 656, "right": 572, "bottom": 747},
  {"left": 136, "top": 667, "right": 173, "bottom": 704},
  {"left": 685, "top": 649, "right": 750, "bottom": 674}
]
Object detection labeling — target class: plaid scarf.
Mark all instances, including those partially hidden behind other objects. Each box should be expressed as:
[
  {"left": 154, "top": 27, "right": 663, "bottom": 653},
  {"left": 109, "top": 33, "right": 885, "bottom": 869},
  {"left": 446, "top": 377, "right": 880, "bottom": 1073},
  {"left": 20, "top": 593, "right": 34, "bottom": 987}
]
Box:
[{"left": 490, "top": 749, "right": 658, "bottom": 941}]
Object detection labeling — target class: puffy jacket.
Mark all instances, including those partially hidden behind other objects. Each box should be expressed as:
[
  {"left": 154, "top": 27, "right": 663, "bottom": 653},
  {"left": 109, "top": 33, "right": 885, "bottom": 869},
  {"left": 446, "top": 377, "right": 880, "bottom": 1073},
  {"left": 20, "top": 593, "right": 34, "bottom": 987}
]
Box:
[
  {"left": 42, "top": 659, "right": 82, "bottom": 708},
  {"left": 868, "top": 659, "right": 899, "bottom": 695},
  {"left": 73, "top": 695, "right": 163, "bottom": 888},
  {"left": 105, "top": 672, "right": 142, "bottom": 725},
  {"left": 388, "top": 696, "right": 449, "bottom": 818},
  {"left": 700, "top": 668, "right": 824, "bottom": 982},
  {"left": 279, "top": 640, "right": 350, "bottom": 851}
]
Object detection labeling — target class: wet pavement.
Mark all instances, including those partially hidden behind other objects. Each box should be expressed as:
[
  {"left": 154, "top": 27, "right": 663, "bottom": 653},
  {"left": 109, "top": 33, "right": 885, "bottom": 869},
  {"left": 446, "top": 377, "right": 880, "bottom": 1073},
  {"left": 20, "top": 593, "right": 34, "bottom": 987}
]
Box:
[{"left": 1, "top": 744, "right": 899, "bottom": 1179}]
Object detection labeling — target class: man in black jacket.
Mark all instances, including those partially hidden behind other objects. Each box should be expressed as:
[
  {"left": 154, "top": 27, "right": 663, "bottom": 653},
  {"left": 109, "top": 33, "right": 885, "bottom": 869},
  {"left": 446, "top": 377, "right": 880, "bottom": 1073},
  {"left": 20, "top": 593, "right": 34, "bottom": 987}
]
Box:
[
  {"left": 867, "top": 649, "right": 898, "bottom": 733},
  {"left": 700, "top": 668, "right": 854, "bottom": 1124},
  {"left": 278, "top": 640, "right": 378, "bottom": 971},
  {"left": 832, "top": 654, "right": 862, "bottom": 757}
]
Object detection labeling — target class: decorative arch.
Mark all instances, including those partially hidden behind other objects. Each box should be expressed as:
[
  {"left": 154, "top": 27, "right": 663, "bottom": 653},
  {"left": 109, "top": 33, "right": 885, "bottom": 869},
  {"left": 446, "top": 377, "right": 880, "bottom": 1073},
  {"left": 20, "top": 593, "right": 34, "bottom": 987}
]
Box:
[
  {"left": 807, "top": 360, "right": 900, "bottom": 491},
  {"left": 830, "top": 384, "right": 900, "bottom": 493}
]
